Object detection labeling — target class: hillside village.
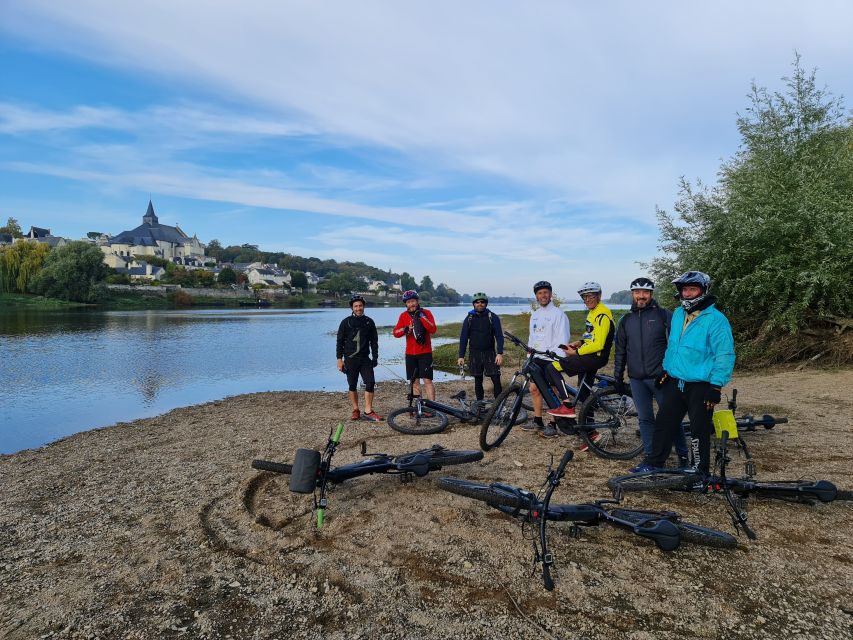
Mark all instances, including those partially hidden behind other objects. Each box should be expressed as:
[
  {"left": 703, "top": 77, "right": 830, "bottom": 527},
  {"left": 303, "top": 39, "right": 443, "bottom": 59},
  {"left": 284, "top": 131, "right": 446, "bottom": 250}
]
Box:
[{"left": 0, "top": 201, "right": 460, "bottom": 302}]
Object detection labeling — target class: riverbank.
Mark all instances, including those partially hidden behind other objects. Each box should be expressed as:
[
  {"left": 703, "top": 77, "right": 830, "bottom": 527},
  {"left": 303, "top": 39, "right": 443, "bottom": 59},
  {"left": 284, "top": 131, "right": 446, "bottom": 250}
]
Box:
[{"left": 1, "top": 368, "right": 851, "bottom": 639}]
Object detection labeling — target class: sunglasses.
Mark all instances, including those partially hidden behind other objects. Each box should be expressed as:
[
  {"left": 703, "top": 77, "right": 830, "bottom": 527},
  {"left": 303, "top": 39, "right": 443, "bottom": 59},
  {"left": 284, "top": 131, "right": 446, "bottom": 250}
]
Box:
[{"left": 473, "top": 300, "right": 487, "bottom": 304}]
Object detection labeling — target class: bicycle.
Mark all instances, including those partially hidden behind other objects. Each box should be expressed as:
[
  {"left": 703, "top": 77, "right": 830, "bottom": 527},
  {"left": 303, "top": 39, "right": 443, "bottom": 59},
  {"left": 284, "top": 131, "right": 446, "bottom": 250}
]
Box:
[
  {"left": 438, "top": 449, "right": 736, "bottom": 591},
  {"left": 388, "top": 375, "right": 528, "bottom": 435},
  {"left": 479, "top": 331, "right": 619, "bottom": 451},
  {"left": 576, "top": 387, "right": 789, "bottom": 461},
  {"left": 251, "top": 422, "right": 483, "bottom": 528},
  {"left": 608, "top": 421, "right": 848, "bottom": 539}
]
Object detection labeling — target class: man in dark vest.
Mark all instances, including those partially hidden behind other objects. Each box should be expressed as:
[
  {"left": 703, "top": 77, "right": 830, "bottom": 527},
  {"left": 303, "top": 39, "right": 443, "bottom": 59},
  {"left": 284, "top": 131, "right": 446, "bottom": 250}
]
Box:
[
  {"left": 457, "top": 292, "right": 504, "bottom": 402},
  {"left": 336, "top": 294, "right": 381, "bottom": 421}
]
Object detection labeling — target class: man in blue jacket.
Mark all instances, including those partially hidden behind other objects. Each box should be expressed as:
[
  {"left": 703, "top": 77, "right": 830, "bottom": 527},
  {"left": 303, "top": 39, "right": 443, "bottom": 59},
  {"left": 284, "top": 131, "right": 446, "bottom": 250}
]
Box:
[
  {"left": 613, "top": 277, "right": 688, "bottom": 464},
  {"left": 634, "top": 271, "right": 735, "bottom": 476},
  {"left": 458, "top": 293, "right": 504, "bottom": 402}
]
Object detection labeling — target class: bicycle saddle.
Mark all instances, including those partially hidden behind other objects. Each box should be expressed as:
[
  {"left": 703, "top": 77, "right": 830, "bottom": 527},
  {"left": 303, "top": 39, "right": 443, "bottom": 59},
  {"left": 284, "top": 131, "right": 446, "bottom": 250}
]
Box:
[{"left": 394, "top": 453, "right": 431, "bottom": 477}]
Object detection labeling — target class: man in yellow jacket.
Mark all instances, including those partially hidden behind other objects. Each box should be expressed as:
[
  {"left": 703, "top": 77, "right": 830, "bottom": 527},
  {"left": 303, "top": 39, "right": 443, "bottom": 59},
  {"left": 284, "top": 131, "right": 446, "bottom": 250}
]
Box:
[{"left": 545, "top": 282, "right": 614, "bottom": 430}]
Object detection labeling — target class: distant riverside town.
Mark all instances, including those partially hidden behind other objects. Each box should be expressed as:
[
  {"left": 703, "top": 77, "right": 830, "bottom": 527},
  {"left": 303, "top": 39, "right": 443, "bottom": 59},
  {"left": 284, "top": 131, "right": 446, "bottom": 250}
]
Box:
[{"left": 0, "top": 201, "right": 502, "bottom": 304}]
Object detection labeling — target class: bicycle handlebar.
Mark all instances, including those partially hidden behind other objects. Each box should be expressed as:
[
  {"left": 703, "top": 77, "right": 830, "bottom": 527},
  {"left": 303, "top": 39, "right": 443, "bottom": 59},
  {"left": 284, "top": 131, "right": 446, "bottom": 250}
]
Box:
[{"left": 503, "top": 331, "right": 559, "bottom": 359}]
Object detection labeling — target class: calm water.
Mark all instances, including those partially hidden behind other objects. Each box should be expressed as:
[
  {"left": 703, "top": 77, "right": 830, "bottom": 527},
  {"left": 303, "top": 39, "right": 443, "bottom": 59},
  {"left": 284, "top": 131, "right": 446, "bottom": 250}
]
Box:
[{"left": 2, "top": 304, "right": 559, "bottom": 454}]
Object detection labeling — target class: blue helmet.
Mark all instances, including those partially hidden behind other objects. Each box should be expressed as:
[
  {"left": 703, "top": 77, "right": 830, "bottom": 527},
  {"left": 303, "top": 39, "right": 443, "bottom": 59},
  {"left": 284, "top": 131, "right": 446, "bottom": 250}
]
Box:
[{"left": 402, "top": 289, "right": 419, "bottom": 302}]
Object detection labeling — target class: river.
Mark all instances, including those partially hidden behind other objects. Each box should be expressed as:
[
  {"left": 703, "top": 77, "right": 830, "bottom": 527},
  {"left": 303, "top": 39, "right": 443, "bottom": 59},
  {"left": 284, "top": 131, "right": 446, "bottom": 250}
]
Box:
[{"left": 3, "top": 303, "right": 581, "bottom": 454}]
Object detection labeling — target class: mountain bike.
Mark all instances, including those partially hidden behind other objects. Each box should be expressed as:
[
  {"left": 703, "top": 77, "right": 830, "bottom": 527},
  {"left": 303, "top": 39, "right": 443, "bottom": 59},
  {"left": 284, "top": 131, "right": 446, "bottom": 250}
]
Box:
[
  {"left": 251, "top": 422, "right": 483, "bottom": 528},
  {"left": 608, "top": 426, "right": 847, "bottom": 539},
  {"left": 479, "top": 331, "right": 619, "bottom": 451},
  {"left": 438, "top": 449, "right": 736, "bottom": 591},
  {"left": 576, "top": 387, "right": 788, "bottom": 460},
  {"left": 388, "top": 375, "right": 528, "bottom": 435}
]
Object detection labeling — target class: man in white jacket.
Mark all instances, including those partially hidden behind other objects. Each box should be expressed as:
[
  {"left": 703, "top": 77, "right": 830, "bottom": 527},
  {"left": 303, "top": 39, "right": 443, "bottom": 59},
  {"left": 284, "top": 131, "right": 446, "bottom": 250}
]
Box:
[{"left": 522, "top": 280, "right": 571, "bottom": 438}]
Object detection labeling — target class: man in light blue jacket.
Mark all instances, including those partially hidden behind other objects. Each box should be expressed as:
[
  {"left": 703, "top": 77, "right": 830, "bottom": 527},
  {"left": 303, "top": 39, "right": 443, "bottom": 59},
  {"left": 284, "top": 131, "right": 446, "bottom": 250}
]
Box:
[{"left": 632, "top": 271, "right": 735, "bottom": 475}]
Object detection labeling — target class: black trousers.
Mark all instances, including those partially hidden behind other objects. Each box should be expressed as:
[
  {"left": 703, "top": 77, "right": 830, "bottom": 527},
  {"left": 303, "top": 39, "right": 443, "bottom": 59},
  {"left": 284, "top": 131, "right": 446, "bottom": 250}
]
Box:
[
  {"left": 544, "top": 354, "right": 605, "bottom": 405},
  {"left": 648, "top": 378, "right": 713, "bottom": 473}
]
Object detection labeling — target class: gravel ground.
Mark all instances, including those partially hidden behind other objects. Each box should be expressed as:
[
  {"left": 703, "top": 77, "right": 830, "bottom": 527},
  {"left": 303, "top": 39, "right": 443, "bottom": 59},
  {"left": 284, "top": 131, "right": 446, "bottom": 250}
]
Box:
[{"left": 1, "top": 368, "right": 852, "bottom": 639}]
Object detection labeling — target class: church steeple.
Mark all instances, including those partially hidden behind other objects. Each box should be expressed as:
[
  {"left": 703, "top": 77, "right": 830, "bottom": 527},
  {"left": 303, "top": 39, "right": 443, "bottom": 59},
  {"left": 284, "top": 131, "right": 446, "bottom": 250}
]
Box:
[{"left": 143, "top": 199, "right": 159, "bottom": 226}]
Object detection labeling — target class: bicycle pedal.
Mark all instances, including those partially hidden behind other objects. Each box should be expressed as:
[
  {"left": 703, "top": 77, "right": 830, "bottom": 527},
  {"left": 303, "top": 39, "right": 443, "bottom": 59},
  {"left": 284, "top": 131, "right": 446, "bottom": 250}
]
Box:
[
  {"left": 744, "top": 461, "right": 756, "bottom": 477},
  {"left": 568, "top": 525, "right": 582, "bottom": 539},
  {"left": 611, "top": 487, "right": 624, "bottom": 502},
  {"left": 399, "top": 472, "right": 414, "bottom": 484}
]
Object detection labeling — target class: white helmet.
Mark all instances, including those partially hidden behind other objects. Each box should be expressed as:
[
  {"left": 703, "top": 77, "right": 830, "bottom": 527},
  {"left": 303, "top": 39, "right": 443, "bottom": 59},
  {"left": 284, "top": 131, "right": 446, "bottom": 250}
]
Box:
[{"left": 577, "top": 281, "right": 602, "bottom": 296}]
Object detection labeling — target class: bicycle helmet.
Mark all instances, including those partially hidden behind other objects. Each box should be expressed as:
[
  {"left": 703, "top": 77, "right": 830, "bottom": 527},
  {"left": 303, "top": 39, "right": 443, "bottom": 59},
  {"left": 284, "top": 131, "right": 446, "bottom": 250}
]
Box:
[
  {"left": 472, "top": 292, "right": 488, "bottom": 304},
  {"left": 402, "top": 289, "right": 419, "bottom": 301},
  {"left": 672, "top": 271, "right": 712, "bottom": 311},
  {"left": 349, "top": 294, "right": 366, "bottom": 307},
  {"left": 577, "top": 281, "right": 602, "bottom": 296},
  {"left": 629, "top": 277, "right": 655, "bottom": 291},
  {"left": 533, "top": 280, "right": 552, "bottom": 293}
]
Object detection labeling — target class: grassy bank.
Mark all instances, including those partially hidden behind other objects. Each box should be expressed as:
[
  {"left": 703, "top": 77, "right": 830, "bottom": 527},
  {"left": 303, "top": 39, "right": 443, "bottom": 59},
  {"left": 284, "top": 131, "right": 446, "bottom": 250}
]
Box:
[
  {"left": 0, "top": 293, "right": 91, "bottom": 309},
  {"left": 433, "top": 308, "right": 630, "bottom": 371}
]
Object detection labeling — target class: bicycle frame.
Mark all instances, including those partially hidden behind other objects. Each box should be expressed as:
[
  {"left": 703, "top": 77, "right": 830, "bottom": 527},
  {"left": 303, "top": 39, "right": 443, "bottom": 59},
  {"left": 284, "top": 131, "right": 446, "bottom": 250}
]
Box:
[{"left": 404, "top": 378, "right": 485, "bottom": 422}]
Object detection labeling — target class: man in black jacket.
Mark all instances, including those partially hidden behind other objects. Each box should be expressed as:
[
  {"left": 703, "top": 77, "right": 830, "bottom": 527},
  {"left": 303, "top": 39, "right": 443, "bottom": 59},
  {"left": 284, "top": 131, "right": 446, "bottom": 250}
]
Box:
[
  {"left": 336, "top": 295, "right": 381, "bottom": 421},
  {"left": 457, "top": 292, "right": 504, "bottom": 401},
  {"left": 613, "top": 277, "right": 687, "bottom": 464}
]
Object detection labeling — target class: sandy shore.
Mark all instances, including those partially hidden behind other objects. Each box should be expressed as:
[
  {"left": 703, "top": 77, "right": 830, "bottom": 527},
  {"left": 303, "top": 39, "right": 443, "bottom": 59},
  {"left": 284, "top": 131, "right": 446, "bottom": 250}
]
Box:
[{"left": 2, "top": 369, "right": 852, "bottom": 639}]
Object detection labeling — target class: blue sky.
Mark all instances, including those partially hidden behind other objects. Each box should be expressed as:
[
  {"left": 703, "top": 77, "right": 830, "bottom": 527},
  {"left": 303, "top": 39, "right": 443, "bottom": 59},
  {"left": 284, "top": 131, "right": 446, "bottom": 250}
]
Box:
[{"left": 1, "top": 1, "right": 852, "bottom": 297}]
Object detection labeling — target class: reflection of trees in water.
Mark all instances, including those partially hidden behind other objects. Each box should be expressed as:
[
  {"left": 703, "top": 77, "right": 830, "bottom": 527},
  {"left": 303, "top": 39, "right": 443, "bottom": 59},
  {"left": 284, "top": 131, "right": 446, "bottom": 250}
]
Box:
[{"left": 134, "top": 368, "right": 167, "bottom": 404}]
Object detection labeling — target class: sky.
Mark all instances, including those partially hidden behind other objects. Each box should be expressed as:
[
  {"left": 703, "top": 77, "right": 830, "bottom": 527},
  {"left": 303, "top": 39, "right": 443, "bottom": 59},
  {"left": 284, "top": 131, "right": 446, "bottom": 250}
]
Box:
[{"left": 1, "top": 1, "right": 852, "bottom": 297}]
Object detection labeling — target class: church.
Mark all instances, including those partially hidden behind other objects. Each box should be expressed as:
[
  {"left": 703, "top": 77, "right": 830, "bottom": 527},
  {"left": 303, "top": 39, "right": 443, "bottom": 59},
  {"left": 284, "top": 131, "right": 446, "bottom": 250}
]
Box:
[{"left": 101, "top": 200, "right": 207, "bottom": 269}]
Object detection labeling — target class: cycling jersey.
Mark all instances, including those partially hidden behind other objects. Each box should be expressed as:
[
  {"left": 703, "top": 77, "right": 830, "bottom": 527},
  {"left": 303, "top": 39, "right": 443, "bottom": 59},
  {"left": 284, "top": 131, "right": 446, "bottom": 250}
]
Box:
[
  {"left": 528, "top": 303, "right": 570, "bottom": 359},
  {"left": 576, "top": 302, "right": 614, "bottom": 359},
  {"left": 393, "top": 307, "right": 437, "bottom": 355}
]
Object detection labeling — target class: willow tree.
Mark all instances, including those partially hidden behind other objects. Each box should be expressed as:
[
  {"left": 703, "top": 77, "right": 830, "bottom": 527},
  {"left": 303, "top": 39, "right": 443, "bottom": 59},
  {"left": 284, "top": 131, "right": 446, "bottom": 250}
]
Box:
[{"left": 0, "top": 241, "right": 50, "bottom": 293}]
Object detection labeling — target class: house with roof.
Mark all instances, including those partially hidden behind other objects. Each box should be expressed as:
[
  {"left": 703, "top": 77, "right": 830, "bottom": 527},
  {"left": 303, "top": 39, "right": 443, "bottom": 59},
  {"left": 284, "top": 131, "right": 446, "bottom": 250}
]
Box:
[
  {"left": 246, "top": 264, "right": 292, "bottom": 287},
  {"left": 101, "top": 200, "right": 206, "bottom": 267},
  {"left": 16, "top": 226, "right": 68, "bottom": 248}
]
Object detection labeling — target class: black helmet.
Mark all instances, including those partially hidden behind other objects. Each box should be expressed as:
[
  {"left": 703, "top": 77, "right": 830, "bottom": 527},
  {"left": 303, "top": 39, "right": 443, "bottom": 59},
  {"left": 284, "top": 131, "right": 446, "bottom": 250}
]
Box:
[
  {"left": 630, "top": 277, "right": 655, "bottom": 291},
  {"left": 672, "top": 271, "right": 711, "bottom": 312},
  {"left": 533, "top": 280, "right": 552, "bottom": 293},
  {"left": 349, "top": 294, "right": 366, "bottom": 307}
]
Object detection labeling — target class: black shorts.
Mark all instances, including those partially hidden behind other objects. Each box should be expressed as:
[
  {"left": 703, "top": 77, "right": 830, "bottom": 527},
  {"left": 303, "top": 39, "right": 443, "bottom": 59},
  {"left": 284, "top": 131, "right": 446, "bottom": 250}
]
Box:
[
  {"left": 405, "top": 353, "right": 434, "bottom": 380},
  {"left": 344, "top": 357, "right": 375, "bottom": 392},
  {"left": 469, "top": 349, "right": 500, "bottom": 377}
]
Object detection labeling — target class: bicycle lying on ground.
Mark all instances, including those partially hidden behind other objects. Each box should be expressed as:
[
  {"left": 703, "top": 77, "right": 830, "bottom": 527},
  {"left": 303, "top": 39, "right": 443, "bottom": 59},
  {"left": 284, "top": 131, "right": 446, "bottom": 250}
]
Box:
[
  {"left": 576, "top": 387, "right": 788, "bottom": 461},
  {"left": 608, "top": 420, "right": 850, "bottom": 539},
  {"left": 479, "top": 331, "right": 621, "bottom": 452},
  {"left": 438, "top": 449, "right": 736, "bottom": 591},
  {"left": 388, "top": 375, "right": 528, "bottom": 435},
  {"left": 251, "top": 422, "right": 483, "bottom": 528}
]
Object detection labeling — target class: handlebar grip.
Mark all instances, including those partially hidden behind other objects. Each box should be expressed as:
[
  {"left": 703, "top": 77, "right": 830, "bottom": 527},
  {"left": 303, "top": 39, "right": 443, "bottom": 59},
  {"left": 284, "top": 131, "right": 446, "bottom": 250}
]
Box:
[
  {"left": 316, "top": 508, "right": 325, "bottom": 529},
  {"left": 774, "top": 417, "right": 788, "bottom": 424},
  {"left": 332, "top": 422, "right": 345, "bottom": 444},
  {"left": 555, "top": 449, "right": 574, "bottom": 479}
]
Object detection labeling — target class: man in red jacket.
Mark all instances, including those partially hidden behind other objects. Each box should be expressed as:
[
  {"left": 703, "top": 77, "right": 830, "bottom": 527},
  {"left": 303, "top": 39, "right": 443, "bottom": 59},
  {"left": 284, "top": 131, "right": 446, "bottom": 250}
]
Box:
[{"left": 393, "top": 290, "right": 438, "bottom": 401}]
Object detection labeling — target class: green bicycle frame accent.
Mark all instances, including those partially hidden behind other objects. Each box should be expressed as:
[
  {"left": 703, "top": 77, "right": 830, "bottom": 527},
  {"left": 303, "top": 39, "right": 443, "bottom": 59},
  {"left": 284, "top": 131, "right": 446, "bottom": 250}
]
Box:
[{"left": 316, "top": 422, "right": 344, "bottom": 529}]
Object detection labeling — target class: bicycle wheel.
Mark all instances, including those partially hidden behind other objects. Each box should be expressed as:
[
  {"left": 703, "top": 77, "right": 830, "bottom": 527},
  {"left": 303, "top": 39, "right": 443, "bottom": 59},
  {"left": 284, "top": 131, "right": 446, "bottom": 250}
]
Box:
[
  {"left": 676, "top": 522, "right": 738, "bottom": 549},
  {"left": 428, "top": 449, "right": 484, "bottom": 469},
  {"left": 521, "top": 387, "right": 533, "bottom": 412},
  {"left": 387, "top": 406, "right": 449, "bottom": 435},
  {"left": 577, "top": 387, "right": 644, "bottom": 460},
  {"left": 251, "top": 460, "right": 293, "bottom": 474},
  {"left": 834, "top": 490, "right": 853, "bottom": 501},
  {"left": 435, "top": 477, "right": 526, "bottom": 510},
  {"left": 607, "top": 471, "right": 694, "bottom": 493},
  {"left": 479, "top": 383, "right": 523, "bottom": 451}
]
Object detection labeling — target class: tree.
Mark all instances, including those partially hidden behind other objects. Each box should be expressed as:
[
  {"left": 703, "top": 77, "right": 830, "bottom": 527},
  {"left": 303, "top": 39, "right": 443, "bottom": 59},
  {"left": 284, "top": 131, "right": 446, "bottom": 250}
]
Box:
[
  {"left": 400, "top": 272, "right": 417, "bottom": 291},
  {"left": 649, "top": 56, "right": 853, "bottom": 362},
  {"left": 0, "top": 217, "right": 23, "bottom": 238},
  {"left": 322, "top": 272, "right": 360, "bottom": 296},
  {"left": 419, "top": 275, "right": 435, "bottom": 293},
  {"left": 0, "top": 241, "right": 50, "bottom": 293},
  {"left": 217, "top": 266, "right": 237, "bottom": 285},
  {"left": 608, "top": 289, "right": 632, "bottom": 305},
  {"left": 86, "top": 231, "right": 104, "bottom": 240},
  {"left": 30, "top": 241, "right": 109, "bottom": 302},
  {"left": 290, "top": 270, "right": 308, "bottom": 289}
]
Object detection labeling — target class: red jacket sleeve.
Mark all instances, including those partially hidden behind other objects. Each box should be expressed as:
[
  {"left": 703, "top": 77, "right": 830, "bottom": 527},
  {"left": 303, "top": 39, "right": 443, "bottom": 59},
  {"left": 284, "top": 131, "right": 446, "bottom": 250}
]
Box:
[{"left": 393, "top": 311, "right": 409, "bottom": 338}]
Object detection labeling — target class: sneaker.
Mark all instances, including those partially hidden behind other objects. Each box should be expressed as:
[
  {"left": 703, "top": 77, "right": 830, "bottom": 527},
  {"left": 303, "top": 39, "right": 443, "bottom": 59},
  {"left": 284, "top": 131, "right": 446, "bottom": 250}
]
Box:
[
  {"left": 629, "top": 462, "right": 656, "bottom": 474},
  {"left": 539, "top": 423, "right": 560, "bottom": 439},
  {"left": 578, "top": 430, "right": 602, "bottom": 452},
  {"left": 546, "top": 404, "right": 576, "bottom": 418},
  {"left": 363, "top": 411, "right": 383, "bottom": 422},
  {"left": 350, "top": 409, "right": 361, "bottom": 421},
  {"left": 521, "top": 420, "right": 542, "bottom": 432}
]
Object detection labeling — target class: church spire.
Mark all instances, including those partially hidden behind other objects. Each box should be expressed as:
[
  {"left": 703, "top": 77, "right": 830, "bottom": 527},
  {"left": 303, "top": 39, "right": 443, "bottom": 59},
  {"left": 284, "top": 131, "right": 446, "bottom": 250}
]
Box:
[{"left": 143, "top": 199, "right": 159, "bottom": 225}]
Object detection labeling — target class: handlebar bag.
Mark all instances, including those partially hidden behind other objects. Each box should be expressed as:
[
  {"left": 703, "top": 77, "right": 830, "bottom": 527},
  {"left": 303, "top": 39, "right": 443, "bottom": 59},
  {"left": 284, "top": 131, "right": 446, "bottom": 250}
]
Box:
[{"left": 289, "top": 448, "right": 321, "bottom": 493}]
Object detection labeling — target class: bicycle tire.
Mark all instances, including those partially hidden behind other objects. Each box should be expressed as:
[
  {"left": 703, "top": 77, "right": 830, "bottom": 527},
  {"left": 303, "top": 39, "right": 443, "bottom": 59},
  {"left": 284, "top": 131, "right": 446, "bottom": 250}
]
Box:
[
  {"left": 387, "top": 406, "right": 449, "bottom": 435},
  {"left": 607, "top": 471, "right": 694, "bottom": 493},
  {"left": 479, "top": 383, "right": 523, "bottom": 451},
  {"left": 750, "top": 480, "right": 837, "bottom": 503},
  {"left": 428, "top": 449, "right": 484, "bottom": 469},
  {"left": 521, "top": 387, "right": 533, "bottom": 412},
  {"left": 577, "top": 387, "right": 644, "bottom": 460},
  {"left": 676, "top": 522, "right": 738, "bottom": 549},
  {"left": 251, "top": 460, "right": 293, "bottom": 475},
  {"left": 435, "top": 477, "right": 526, "bottom": 510},
  {"left": 834, "top": 490, "right": 853, "bottom": 501}
]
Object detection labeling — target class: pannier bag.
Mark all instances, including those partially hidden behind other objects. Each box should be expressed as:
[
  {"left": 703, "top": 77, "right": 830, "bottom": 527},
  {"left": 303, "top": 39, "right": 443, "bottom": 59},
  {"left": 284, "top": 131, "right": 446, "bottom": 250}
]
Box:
[{"left": 289, "top": 448, "right": 321, "bottom": 493}]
